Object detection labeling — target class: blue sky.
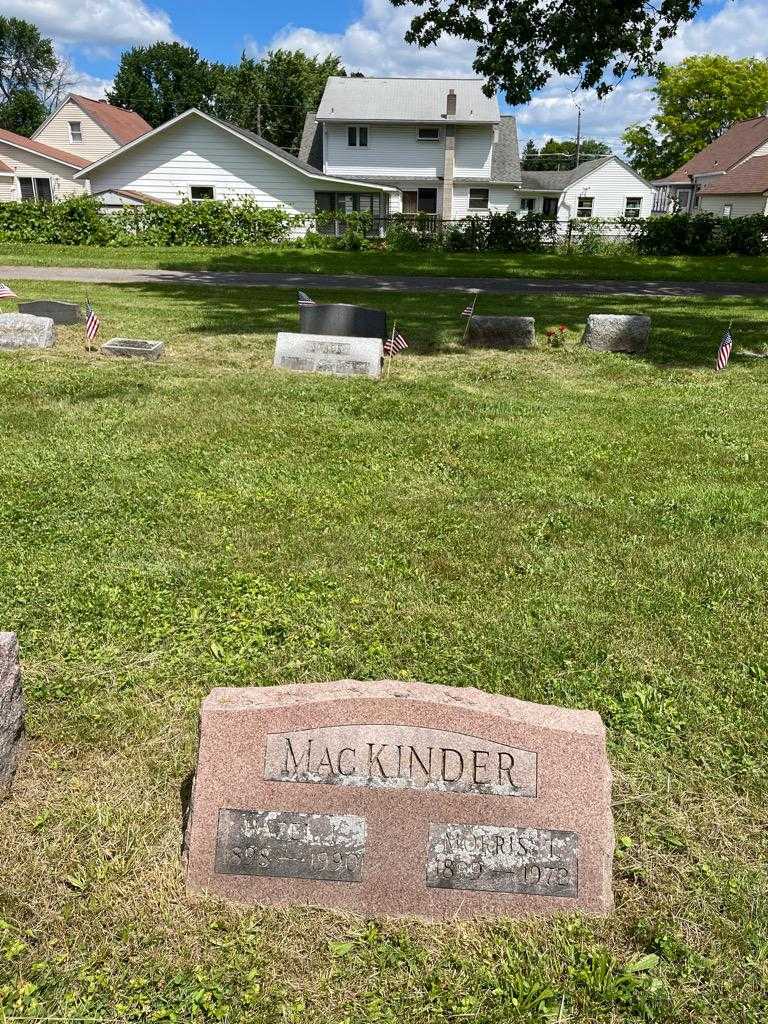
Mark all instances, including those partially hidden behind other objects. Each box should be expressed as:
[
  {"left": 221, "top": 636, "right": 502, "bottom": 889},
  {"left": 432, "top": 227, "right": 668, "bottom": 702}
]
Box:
[{"left": 9, "top": 0, "right": 768, "bottom": 150}]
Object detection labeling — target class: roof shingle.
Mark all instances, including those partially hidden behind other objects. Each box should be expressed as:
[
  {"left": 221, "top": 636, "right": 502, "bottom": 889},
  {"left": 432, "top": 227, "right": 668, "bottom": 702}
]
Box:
[
  {"left": 656, "top": 116, "right": 768, "bottom": 184},
  {"left": 69, "top": 94, "right": 151, "bottom": 144},
  {"left": 698, "top": 154, "right": 768, "bottom": 195},
  {"left": 317, "top": 77, "right": 499, "bottom": 123},
  {"left": 0, "top": 127, "right": 90, "bottom": 168}
]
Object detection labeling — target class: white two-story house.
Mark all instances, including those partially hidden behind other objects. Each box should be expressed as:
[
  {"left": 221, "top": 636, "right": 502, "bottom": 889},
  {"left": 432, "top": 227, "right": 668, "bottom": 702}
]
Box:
[{"left": 300, "top": 77, "right": 654, "bottom": 222}]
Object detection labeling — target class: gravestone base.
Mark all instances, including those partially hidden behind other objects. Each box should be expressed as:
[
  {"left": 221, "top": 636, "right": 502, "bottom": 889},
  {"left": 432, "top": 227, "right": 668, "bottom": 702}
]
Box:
[
  {"left": 275, "top": 333, "right": 382, "bottom": 379},
  {"left": 0, "top": 633, "right": 25, "bottom": 799},
  {"left": 185, "top": 680, "right": 613, "bottom": 920},
  {"left": 467, "top": 316, "right": 536, "bottom": 349},
  {"left": 19, "top": 300, "right": 82, "bottom": 324},
  {"left": 582, "top": 314, "right": 651, "bottom": 354},
  {"left": 100, "top": 338, "right": 165, "bottom": 360},
  {"left": 0, "top": 313, "right": 55, "bottom": 349}
]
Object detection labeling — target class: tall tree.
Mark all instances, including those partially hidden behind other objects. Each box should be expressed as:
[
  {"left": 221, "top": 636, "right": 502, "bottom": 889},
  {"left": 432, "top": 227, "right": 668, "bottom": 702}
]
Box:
[
  {"left": 623, "top": 55, "right": 768, "bottom": 180},
  {"left": 0, "top": 17, "right": 57, "bottom": 102},
  {"left": 213, "top": 50, "right": 345, "bottom": 153},
  {"left": 390, "top": 0, "right": 706, "bottom": 104},
  {"left": 107, "top": 42, "right": 217, "bottom": 127}
]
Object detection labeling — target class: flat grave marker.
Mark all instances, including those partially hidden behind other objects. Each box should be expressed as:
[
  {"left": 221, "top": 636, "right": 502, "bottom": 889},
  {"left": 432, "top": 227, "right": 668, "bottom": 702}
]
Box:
[{"left": 185, "top": 680, "right": 613, "bottom": 920}]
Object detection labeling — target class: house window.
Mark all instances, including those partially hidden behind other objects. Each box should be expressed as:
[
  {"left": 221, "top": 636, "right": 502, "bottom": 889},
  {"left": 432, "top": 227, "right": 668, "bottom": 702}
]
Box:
[
  {"left": 723, "top": 203, "right": 733, "bottom": 218},
  {"left": 624, "top": 196, "right": 642, "bottom": 218},
  {"left": 542, "top": 196, "right": 558, "bottom": 218},
  {"left": 18, "top": 177, "right": 52, "bottom": 202},
  {"left": 468, "top": 188, "right": 489, "bottom": 210},
  {"left": 577, "top": 196, "right": 594, "bottom": 218},
  {"left": 347, "top": 126, "right": 368, "bottom": 147},
  {"left": 520, "top": 196, "right": 537, "bottom": 214},
  {"left": 190, "top": 185, "right": 214, "bottom": 201},
  {"left": 417, "top": 188, "right": 437, "bottom": 214},
  {"left": 417, "top": 126, "right": 440, "bottom": 141},
  {"left": 68, "top": 120, "right": 83, "bottom": 143}
]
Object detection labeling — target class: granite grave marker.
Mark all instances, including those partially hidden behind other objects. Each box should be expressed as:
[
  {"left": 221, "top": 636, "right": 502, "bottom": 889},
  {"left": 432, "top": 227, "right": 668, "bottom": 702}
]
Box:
[
  {"left": 0, "top": 633, "right": 25, "bottom": 799},
  {"left": 0, "top": 313, "right": 55, "bottom": 349},
  {"left": 185, "top": 680, "right": 613, "bottom": 919},
  {"left": 19, "top": 300, "right": 82, "bottom": 325},
  {"left": 274, "top": 333, "right": 383, "bottom": 380},
  {"left": 300, "top": 303, "right": 387, "bottom": 342}
]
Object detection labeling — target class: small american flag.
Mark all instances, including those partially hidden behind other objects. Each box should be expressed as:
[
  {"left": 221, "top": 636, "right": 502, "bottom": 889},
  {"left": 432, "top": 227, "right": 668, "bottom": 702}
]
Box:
[
  {"left": 298, "top": 290, "right": 315, "bottom": 307},
  {"left": 384, "top": 330, "right": 408, "bottom": 356},
  {"left": 461, "top": 296, "right": 477, "bottom": 318},
  {"left": 0, "top": 282, "right": 17, "bottom": 299},
  {"left": 85, "top": 301, "right": 101, "bottom": 343},
  {"left": 715, "top": 326, "right": 733, "bottom": 371}
]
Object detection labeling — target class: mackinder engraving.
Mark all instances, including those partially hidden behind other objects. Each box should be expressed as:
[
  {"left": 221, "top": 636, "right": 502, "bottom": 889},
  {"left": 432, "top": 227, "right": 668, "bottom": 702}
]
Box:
[
  {"left": 265, "top": 725, "right": 537, "bottom": 797},
  {"left": 426, "top": 824, "right": 579, "bottom": 898},
  {"left": 215, "top": 809, "right": 365, "bottom": 883}
]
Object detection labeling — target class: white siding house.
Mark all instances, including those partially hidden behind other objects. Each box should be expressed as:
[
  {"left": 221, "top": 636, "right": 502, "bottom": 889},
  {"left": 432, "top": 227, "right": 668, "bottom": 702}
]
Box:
[
  {"left": 75, "top": 109, "right": 396, "bottom": 224},
  {"left": 33, "top": 95, "right": 150, "bottom": 162},
  {"left": 0, "top": 128, "right": 89, "bottom": 202},
  {"left": 518, "top": 157, "right": 654, "bottom": 220}
]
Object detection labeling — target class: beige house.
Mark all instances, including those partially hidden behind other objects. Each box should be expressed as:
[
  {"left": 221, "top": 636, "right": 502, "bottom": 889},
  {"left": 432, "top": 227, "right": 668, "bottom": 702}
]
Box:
[
  {"left": 32, "top": 93, "right": 151, "bottom": 162},
  {"left": 0, "top": 128, "right": 90, "bottom": 201}
]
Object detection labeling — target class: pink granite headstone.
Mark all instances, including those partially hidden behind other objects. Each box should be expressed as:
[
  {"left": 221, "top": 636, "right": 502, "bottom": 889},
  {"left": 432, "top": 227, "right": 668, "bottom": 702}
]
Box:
[{"left": 184, "top": 680, "right": 613, "bottom": 920}]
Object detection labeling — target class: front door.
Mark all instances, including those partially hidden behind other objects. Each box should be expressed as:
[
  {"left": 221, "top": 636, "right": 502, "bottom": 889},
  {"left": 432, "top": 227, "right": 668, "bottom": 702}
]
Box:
[
  {"left": 542, "top": 196, "right": 558, "bottom": 218},
  {"left": 417, "top": 188, "right": 438, "bottom": 214},
  {"left": 403, "top": 191, "right": 418, "bottom": 215}
]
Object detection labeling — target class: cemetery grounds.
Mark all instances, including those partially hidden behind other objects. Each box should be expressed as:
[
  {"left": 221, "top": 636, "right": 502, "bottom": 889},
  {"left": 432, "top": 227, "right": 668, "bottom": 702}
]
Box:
[{"left": 0, "top": 279, "right": 766, "bottom": 1023}]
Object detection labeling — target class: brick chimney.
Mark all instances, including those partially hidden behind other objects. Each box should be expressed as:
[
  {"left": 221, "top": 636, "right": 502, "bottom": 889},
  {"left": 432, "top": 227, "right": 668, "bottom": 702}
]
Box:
[{"left": 446, "top": 88, "right": 457, "bottom": 117}]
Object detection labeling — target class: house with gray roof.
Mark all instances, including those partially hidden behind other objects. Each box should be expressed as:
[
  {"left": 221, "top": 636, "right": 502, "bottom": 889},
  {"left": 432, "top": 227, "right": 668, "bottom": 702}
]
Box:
[{"left": 300, "top": 77, "right": 653, "bottom": 221}]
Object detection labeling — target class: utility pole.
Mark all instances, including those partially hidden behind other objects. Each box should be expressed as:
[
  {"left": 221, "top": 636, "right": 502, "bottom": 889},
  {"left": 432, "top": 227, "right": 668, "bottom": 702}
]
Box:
[
  {"left": 575, "top": 104, "right": 582, "bottom": 167},
  {"left": 256, "top": 103, "right": 262, "bottom": 136}
]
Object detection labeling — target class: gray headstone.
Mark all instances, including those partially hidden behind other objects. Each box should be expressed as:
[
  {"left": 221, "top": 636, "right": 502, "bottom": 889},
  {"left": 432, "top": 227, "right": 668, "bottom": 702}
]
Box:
[
  {"left": 467, "top": 316, "right": 536, "bottom": 349},
  {"left": 582, "top": 314, "right": 651, "bottom": 354},
  {"left": 18, "top": 300, "right": 82, "bottom": 324},
  {"left": 275, "top": 333, "right": 382, "bottom": 380},
  {"left": 0, "top": 633, "right": 25, "bottom": 799},
  {"left": 0, "top": 313, "right": 55, "bottom": 350},
  {"left": 300, "top": 303, "right": 387, "bottom": 342},
  {"left": 100, "top": 338, "right": 165, "bottom": 360}
]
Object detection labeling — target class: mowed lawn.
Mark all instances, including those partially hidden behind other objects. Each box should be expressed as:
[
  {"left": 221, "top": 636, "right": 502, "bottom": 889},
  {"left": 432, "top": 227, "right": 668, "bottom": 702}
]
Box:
[
  {"left": 3, "top": 240, "right": 768, "bottom": 283},
  {"left": 0, "top": 281, "right": 767, "bottom": 1023}
]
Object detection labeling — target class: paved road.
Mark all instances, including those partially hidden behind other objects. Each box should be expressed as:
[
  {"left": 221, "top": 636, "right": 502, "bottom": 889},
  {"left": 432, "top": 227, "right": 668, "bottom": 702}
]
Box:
[{"left": 0, "top": 264, "right": 765, "bottom": 299}]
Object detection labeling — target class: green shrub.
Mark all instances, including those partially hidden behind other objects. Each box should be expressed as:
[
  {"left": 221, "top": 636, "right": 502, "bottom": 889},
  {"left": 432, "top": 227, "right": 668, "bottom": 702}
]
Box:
[{"left": 631, "top": 212, "right": 768, "bottom": 256}]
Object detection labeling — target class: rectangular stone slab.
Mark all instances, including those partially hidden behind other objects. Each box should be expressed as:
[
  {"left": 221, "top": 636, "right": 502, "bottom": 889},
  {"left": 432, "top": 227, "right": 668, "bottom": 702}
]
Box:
[
  {"left": 274, "top": 333, "right": 382, "bottom": 379},
  {"left": 185, "top": 680, "right": 614, "bottom": 920},
  {"left": 18, "top": 300, "right": 82, "bottom": 324},
  {"left": 0, "top": 313, "right": 55, "bottom": 349},
  {"left": 300, "top": 303, "right": 387, "bottom": 342},
  {"left": 100, "top": 338, "right": 164, "bottom": 360},
  {"left": 0, "top": 632, "right": 25, "bottom": 798}
]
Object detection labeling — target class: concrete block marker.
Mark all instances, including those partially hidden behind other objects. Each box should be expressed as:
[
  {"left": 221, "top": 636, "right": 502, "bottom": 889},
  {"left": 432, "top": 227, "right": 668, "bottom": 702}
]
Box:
[
  {"left": 19, "top": 300, "right": 82, "bottom": 324},
  {"left": 582, "top": 314, "right": 651, "bottom": 354},
  {"left": 0, "top": 313, "right": 55, "bottom": 349},
  {"left": 184, "top": 680, "right": 614, "bottom": 920},
  {"left": 100, "top": 338, "right": 165, "bottom": 360},
  {"left": 467, "top": 316, "right": 536, "bottom": 348},
  {"left": 0, "top": 633, "right": 25, "bottom": 799},
  {"left": 274, "top": 333, "right": 383, "bottom": 380}
]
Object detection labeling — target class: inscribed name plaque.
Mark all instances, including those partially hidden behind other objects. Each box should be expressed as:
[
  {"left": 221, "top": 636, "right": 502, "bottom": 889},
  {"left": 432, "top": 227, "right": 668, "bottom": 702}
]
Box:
[
  {"left": 274, "top": 333, "right": 382, "bottom": 379},
  {"left": 184, "top": 680, "right": 613, "bottom": 920}
]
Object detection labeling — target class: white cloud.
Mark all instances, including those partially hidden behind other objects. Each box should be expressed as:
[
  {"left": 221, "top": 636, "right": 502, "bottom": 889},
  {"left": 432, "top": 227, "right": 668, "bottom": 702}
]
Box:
[
  {"left": 661, "top": 0, "right": 768, "bottom": 62},
  {"left": 252, "top": 0, "right": 478, "bottom": 78},
  {"left": 4, "top": 0, "right": 175, "bottom": 48},
  {"left": 65, "top": 69, "right": 114, "bottom": 100}
]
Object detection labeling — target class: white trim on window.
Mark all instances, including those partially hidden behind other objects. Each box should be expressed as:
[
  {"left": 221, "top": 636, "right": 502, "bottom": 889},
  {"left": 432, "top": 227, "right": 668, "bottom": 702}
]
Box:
[
  {"left": 576, "top": 195, "right": 594, "bottom": 218},
  {"left": 468, "top": 187, "right": 489, "bottom": 210},
  {"left": 722, "top": 203, "right": 733, "bottom": 218},
  {"left": 68, "top": 120, "right": 83, "bottom": 143},
  {"left": 624, "top": 196, "right": 642, "bottom": 218},
  {"left": 347, "top": 125, "right": 369, "bottom": 147},
  {"left": 417, "top": 126, "right": 440, "bottom": 142},
  {"left": 189, "top": 185, "right": 215, "bottom": 201},
  {"left": 17, "top": 176, "right": 53, "bottom": 202}
]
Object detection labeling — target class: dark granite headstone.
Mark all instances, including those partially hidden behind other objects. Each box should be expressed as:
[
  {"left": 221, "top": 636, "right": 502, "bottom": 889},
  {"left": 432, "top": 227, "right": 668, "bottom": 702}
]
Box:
[
  {"left": 300, "top": 304, "right": 387, "bottom": 342},
  {"left": 18, "top": 300, "right": 82, "bottom": 324}
]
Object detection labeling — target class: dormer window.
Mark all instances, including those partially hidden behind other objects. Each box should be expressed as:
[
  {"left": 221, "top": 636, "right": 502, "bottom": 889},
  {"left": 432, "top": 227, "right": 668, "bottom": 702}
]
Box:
[
  {"left": 418, "top": 127, "right": 440, "bottom": 142},
  {"left": 68, "top": 121, "right": 83, "bottom": 143},
  {"left": 347, "top": 126, "right": 368, "bottom": 147}
]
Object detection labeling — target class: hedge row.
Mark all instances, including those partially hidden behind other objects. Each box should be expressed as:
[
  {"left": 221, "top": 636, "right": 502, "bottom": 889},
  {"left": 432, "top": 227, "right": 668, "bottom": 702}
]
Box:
[{"left": 626, "top": 213, "right": 768, "bottom": 256}]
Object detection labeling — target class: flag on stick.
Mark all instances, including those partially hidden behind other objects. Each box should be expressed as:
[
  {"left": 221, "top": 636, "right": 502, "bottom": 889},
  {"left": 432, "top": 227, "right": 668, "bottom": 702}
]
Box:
[
  {"left": 715, "top": 324, "right": 733, "bottom": 371},
  {"left": 0, "top": 283, "right": 17, "bottom": 299},
  {"left": 85, "top": 300, "right": 101, "bottom": 345},
  {"left": 383, "top": 330, "right": 408, "bottom": 356},
  {"left": 461, "top": 295, "right": 478, "bottom": 318},
  {"left": 297, "top": 290, "right": 315, "bottom": 307}
]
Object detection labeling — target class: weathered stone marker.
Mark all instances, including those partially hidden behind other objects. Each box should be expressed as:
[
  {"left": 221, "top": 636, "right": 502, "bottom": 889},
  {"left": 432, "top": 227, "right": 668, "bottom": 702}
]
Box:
[
  {"left": 19, "top": 300, "right": 82, "bottom": 324},
  {"left": 582, "top": 314, "right": 651, "bottom": 354},
  {"left": 185, "top": 680, "right": 613, "bottom": 919},
  {"left": 0, "top": 313, "right": 55, "bottom": 349},
  {"left": 0, "top": 633, "right": 25, "bottom": 799},
  {"left": 274, "top": 333, "right": 383, "bottom": 380},
  {"left": 100, "top": 338, "right": 165, "bottom": 360},
  {"left": 466, "top": 316, "right": 536, "bottom": 349}
]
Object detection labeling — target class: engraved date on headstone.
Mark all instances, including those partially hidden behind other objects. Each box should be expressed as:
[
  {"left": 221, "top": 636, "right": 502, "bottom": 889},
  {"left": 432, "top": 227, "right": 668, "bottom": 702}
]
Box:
[
  {"left": 215, "top": 809, "right": 365, "bottom": 883},
  {"left": 426, "top": 824, "right": 579, "bottom": 898}
]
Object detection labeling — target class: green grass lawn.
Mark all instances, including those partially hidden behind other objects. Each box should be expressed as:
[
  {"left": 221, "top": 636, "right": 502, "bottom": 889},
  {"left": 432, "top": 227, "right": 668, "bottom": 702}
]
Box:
[
  {"left": 3, "top": 240, "right": 768, "bottom": 283},
  {"left": 0, "top": 281, "right": 767, "bottom": 1023}
]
